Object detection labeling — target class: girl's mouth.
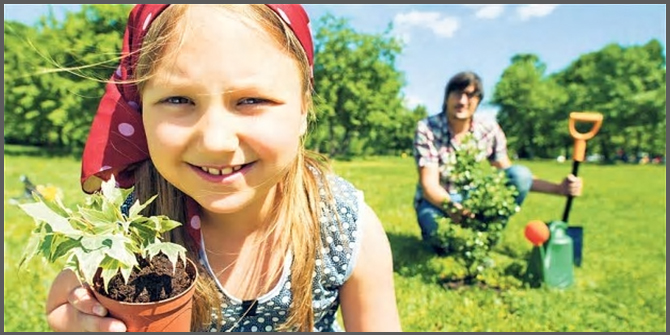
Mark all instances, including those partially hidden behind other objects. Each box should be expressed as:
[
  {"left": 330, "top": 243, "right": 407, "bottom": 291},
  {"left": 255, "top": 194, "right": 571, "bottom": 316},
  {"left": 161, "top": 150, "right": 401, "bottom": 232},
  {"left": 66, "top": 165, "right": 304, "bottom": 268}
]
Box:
[
  {"left": 191, "top": 162, "right": 255, "bottom": 181},
  {"left": 199, "top": 164, "right": 244, "bottom": 176}
]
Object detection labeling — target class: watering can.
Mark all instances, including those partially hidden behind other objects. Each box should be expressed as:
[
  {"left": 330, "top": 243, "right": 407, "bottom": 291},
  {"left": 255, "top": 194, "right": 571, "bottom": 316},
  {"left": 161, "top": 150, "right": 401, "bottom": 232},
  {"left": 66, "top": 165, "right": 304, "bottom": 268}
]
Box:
[
  {"left": 524, "top": 112, "right": 603, "bottom": 289},
  {"left": 525, "top": 220, "right": 575, "bottom": 289}
]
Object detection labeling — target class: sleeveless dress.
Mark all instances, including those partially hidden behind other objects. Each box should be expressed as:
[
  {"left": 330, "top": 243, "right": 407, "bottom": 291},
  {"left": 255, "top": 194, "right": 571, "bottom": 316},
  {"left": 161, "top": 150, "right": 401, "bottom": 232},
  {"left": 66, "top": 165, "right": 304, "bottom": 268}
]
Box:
[
  {"left": 202, "top": 173, "right": 364, "bottom": 332},
  {"left": 121, "top": 173, "right": 364, "bottom": 332}
]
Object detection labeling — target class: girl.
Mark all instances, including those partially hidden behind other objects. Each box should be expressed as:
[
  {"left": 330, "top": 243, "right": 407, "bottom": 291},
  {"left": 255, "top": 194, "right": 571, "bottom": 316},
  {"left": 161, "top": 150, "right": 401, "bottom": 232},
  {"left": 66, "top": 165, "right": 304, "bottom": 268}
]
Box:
[{"left": 45, "top": 4, "right": 401, "bottom": 332}]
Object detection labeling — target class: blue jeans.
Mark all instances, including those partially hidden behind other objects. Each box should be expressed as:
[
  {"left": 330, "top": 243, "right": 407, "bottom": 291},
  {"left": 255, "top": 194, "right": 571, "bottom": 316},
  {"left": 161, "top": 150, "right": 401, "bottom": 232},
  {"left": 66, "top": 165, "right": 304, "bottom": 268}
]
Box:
[{"left": 415, "top": 164, "right": 533, "bottom": 251}]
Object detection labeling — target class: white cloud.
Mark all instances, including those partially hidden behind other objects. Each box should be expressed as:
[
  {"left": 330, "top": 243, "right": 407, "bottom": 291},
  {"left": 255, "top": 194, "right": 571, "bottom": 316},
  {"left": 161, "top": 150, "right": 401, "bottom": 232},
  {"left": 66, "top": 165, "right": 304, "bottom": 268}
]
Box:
[
  {"left": 394, "top": 10, "right": 442, "bottom": 26},
  {"left": 403, "top": 94, "right": 425, "bottom": 109},
  {"left": 517, "top": 4, "right": 559, "bottom": 20},
  {"left": 393, "top": 10, "right": 460, "bottom": 39},
  {"left": 463, "top": 5, "right": 506, "bottom": 19}
]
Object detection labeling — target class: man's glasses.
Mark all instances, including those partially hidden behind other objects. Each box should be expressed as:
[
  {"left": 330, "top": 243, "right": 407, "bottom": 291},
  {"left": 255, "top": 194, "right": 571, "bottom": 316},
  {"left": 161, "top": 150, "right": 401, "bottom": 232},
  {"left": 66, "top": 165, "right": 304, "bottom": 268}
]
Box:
[{"left": 450, "top": 89, "right": 480, "bottom": 100}]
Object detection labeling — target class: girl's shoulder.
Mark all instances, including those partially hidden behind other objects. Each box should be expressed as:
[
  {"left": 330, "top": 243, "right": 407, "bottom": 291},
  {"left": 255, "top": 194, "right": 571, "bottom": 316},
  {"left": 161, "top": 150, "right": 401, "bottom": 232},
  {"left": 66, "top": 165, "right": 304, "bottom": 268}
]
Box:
[{"left": 313, "top": 172, "right": 365, "bottom": 286}]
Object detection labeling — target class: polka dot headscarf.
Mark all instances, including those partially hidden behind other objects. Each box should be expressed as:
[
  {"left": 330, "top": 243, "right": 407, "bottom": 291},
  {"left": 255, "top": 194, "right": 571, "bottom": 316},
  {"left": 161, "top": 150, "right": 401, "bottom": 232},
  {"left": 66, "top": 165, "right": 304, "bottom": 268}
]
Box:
[{"left": 80, "top": 4, "right": 315, "bottom": 247}]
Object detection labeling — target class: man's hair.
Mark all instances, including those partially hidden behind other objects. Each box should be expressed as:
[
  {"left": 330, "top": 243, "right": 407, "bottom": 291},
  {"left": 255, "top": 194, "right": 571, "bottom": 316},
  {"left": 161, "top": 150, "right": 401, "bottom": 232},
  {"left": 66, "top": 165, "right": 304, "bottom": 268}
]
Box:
[{"left": 441, "top": 71, "right": 484, "bottom": 114}]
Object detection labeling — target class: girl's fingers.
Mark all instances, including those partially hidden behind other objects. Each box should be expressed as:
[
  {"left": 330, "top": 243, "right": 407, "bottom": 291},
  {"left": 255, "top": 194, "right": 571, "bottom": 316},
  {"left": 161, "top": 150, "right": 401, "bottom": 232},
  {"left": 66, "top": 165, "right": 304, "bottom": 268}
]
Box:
[
  {"left": 67, "top": 286, "right": 106, "bottom": 316},
  {"left": 47, "top": 301, "right": 127, "bottom": 332}
]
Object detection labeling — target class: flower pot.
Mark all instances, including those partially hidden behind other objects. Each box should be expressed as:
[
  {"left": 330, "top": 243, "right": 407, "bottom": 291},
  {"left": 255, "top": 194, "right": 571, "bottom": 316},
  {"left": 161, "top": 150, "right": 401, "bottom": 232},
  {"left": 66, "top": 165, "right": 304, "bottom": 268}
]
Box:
[{"left": 91, "top": 258, "right": 198, "bottom": 332}]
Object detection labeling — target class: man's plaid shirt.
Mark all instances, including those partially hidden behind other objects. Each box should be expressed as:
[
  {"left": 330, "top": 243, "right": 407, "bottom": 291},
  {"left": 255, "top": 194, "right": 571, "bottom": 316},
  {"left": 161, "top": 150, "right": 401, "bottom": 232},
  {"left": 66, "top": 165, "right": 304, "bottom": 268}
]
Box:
[{"left": 412, "top": 112, "right": 508, "bottom": 209}]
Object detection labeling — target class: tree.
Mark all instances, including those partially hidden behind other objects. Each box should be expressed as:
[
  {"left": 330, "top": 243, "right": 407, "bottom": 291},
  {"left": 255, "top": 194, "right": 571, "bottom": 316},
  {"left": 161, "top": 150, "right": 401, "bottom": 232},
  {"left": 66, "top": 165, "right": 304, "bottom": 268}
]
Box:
[
  {"left": 491, "top": 54, "right": 567, "bottom": 159},
  {"left": 4, "top": 5, "right": 131, "bottom": 153},
  {"left": 554, "top": 40, "right": 666, "bottom": 161},
  {"left": 309, "top": 13, "right": 408, "bottom": 158}
]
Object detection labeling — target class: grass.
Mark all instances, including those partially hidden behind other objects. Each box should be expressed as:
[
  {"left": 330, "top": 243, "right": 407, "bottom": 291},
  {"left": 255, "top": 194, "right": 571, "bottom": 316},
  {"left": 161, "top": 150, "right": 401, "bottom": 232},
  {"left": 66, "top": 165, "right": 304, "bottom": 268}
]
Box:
[{"left": 4, "top": 149, "right": 666, "bottom": 331}]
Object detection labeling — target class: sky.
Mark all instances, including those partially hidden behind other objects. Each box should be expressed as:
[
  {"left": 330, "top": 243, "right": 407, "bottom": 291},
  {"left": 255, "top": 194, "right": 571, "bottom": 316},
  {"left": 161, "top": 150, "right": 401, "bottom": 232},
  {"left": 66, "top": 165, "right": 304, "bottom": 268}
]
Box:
[{"left": 4, "top": 4, "right": 666, "bottom": 119}]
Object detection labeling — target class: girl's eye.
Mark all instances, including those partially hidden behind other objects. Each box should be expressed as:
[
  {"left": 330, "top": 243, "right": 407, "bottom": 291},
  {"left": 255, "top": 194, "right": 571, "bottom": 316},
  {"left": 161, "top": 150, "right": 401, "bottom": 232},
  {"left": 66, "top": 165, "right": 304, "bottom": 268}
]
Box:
[
  {"left": 162, "top": 96, "right": 192, "bottom": 105},
  {"left": 239, "top": 98, "right": 269, "bottom": 105}
]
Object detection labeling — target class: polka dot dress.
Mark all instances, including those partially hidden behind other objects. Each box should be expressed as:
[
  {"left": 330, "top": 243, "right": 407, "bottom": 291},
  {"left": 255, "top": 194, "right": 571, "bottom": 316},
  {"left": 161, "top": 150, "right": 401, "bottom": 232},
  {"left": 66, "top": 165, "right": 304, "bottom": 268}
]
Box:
[
  {"left": 201, "top": 174, "right": 363, "bottom": 332},
  {"left": 120, "top": 173, "right": 363, "bottom": 332}
]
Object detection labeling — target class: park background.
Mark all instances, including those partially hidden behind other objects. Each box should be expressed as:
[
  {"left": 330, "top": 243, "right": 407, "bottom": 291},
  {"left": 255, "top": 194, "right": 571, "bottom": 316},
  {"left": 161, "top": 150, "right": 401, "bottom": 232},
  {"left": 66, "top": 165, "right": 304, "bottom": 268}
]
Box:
[{"left": 4, "top": 4, "right": 666, "bottom": 332}]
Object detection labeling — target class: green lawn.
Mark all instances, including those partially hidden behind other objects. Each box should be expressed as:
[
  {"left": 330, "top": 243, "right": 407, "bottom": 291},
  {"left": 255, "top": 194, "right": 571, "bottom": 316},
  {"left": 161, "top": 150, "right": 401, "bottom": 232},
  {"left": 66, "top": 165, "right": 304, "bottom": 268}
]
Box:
[{"left": 4, "top": 151, "right": 666, "bottom": 331}]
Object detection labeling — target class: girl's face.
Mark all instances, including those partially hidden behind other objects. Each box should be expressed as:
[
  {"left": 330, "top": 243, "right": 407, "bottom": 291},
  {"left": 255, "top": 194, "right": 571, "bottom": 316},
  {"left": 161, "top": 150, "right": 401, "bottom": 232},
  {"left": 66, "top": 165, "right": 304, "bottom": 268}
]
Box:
[{"left": 142, "top": 6, "right": 307, "bottom": 217}]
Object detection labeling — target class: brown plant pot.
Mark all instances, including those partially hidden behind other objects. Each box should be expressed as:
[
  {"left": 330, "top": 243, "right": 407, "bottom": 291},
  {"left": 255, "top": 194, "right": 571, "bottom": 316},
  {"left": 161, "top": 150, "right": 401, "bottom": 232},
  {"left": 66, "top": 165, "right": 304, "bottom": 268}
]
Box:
[{"left": 91, "top": 258, "right": 198, "bottom": 332}]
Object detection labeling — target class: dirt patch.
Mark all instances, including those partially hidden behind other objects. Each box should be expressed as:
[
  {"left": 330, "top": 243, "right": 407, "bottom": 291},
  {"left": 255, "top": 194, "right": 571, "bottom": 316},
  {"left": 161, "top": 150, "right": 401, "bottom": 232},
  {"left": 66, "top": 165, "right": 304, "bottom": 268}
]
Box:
[{"left": 93, "top": 253, "right": 195, "bottom": 303}]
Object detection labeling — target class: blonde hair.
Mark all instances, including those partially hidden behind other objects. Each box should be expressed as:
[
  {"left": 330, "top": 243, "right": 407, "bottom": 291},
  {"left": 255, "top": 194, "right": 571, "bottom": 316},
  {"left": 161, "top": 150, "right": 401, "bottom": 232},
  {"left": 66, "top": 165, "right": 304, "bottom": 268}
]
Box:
[{"left": 132, "top": 4, "right": 333, "bottom": 332}]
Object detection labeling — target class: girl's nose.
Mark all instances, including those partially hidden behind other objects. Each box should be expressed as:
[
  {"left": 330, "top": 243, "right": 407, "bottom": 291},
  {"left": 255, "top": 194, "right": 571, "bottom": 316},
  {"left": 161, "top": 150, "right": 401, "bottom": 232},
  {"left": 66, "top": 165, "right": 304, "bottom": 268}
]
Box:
[{"left": 198, "top": 110, "right": 239, "bottom": 152}]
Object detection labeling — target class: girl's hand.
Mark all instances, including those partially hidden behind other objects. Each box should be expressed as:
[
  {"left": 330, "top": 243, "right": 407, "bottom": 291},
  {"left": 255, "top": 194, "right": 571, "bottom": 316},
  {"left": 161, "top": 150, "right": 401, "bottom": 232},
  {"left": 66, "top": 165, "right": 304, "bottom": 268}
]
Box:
[{"left": 46, "top": 270, "right": 127, "bottom": 332}]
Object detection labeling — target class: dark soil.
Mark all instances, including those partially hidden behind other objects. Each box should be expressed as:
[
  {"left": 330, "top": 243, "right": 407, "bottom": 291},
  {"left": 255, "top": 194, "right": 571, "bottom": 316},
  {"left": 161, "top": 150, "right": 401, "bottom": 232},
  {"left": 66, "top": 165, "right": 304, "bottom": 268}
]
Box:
[{"left": 93, "top": 253, "right": 195, "bottom": 303}]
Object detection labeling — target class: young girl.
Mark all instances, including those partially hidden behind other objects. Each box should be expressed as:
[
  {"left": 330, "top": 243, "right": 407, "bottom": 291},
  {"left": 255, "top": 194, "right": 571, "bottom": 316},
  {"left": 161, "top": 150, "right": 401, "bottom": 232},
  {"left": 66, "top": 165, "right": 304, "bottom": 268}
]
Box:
[{"left": 44, "top": 4, "right": 401, "bottom": 332}]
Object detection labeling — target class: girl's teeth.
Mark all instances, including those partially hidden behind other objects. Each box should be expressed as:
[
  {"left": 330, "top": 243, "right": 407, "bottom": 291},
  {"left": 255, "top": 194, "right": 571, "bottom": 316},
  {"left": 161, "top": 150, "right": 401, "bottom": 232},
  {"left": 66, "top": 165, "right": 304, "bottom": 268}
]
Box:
[{"left": 200, "top": 165, "right": 243, "bottom": 176}]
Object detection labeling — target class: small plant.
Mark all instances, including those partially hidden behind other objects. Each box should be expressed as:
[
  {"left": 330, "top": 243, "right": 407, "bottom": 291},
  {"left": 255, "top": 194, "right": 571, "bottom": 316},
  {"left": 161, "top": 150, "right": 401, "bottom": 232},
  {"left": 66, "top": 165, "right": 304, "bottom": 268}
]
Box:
[
  {"left": 434, "top": 133, "right": 520, "bottom": 284},
  {"left": 17, "top": 175, "right": 187, "bottom": 293}
]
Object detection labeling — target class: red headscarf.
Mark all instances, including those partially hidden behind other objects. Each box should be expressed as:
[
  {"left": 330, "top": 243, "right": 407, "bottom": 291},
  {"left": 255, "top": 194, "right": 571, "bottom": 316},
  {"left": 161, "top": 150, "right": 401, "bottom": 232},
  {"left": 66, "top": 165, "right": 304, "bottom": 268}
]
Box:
[{"left": 80, "top": 4, "right": 314, "bottom": 246}]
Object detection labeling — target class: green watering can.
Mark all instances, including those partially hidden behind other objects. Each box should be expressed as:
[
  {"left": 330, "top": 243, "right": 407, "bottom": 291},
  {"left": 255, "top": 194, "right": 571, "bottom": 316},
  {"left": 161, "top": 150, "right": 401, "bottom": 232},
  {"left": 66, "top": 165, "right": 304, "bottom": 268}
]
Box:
[
  {"left": 526, "top": 221, "right": 575, "bottom": 289},
  {"left": 525, "top": 112, "right": 604, "bottom": 289}
]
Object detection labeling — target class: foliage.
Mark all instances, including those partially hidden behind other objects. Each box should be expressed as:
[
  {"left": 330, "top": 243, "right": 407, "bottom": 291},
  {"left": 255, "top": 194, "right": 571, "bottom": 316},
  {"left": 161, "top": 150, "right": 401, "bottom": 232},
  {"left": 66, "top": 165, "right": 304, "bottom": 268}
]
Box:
[
  {"left": 492, "top": 54, "right": 568, "bottom": 159},
  {"left": 309, "top": 13, "right": 419, "bottom": 158},
  {"left": 433, "top": 134, "right": 519, "bottom": 281},
  {"left": 4, "top": 5, "right": 131, "bottom": 154},
  {"left": 553, "top": 40, "right": 666, "bottom": 160},
  {"left": 16, "top": 176, "right": 186, "bottom": 292},
  {"left": 5, "top": 6, "right": 664, "bottom": 161},
  {"left": 492, "top": 39, "right": 665, "bottom": 160}
]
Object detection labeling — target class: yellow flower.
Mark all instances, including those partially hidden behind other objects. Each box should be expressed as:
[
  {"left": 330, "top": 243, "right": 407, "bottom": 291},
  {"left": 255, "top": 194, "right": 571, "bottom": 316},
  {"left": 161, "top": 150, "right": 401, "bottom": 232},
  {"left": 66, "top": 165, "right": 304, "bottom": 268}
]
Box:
[{"left": 36, "top": 185, "right": 63, "bottom": 202}]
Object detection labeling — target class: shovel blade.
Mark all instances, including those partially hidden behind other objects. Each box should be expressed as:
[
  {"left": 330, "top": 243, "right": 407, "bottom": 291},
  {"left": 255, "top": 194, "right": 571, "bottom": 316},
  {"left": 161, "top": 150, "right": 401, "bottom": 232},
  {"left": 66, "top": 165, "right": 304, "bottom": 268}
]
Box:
[{"left": 566, "top": 226, "right": 583, "bottom": 267}]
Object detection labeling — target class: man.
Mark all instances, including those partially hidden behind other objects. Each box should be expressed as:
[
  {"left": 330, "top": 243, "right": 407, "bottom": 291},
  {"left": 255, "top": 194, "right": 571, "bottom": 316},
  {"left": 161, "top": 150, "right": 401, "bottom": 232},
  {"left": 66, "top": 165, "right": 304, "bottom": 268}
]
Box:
[{"left": 412, "top": 71, "right": 582, "bottom": 255}]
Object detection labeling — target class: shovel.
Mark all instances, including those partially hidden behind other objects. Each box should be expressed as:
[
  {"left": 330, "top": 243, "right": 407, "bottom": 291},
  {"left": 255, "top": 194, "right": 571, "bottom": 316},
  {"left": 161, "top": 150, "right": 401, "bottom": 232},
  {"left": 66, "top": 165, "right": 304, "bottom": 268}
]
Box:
[
  {"left": 524, "top": 112, "right": 603, "bottom": 289},
  {"left": 562, "top": 111, "right": 603, "bottom": 267}
]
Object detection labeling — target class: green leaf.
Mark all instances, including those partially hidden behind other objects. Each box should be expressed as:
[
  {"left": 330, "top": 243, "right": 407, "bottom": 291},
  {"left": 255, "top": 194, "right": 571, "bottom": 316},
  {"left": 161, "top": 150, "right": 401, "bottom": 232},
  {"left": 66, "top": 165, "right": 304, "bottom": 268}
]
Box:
[
  {"left": 128, "top": 194, "right": 157, "bottom": 220},
  {"left": 131, "top": 217, "right": 162, "bottom": 242},
  {"left": 104, "top": 235, "right": 138, "bottom": 268},
  {"left": 80, "top": 235, "right": 113, "bottom": 252},
  {"left": 157, "top": 217, "right": 183, "bottom": 234},
  {"left": 18, "top": 201, "right": 79, "bottom": 237},
  {"left": 19, "top": 233, "right": 43, "bottom": 269},
  {"left": 74, "top": 249, "right": 106, "bottom": 286},
  {"left": 78, "top": 207, "right": 118, "bottom": 233},
  {"left": 48, "top": 236, "right": 81, "bottom": 263},
  {"left": 38, "top": 233, "right": 54, "bottom": 260},
  {"left": 119, "top": 266, "right": 133, "bottom": 285},
  {"left": 101, "top": 200, "right": 124, "bottom": 225},
  {"left": 145, "top": 242, "right": 187, "bottom": 272},
  {"left": 98, "top": 257, "right": 125, "bottom": 293},
  {"left": 100, "top": 175, "right": 123, "bottom": 206},
  {"left": 129, "top": 218, "right": 159, "bottom": 240}
]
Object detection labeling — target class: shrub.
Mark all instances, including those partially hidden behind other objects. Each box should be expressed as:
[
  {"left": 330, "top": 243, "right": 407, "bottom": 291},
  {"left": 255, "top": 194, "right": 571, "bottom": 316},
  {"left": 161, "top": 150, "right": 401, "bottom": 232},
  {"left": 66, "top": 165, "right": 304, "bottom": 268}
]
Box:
[{"left": 433, "top": 133, "right": 520, "bottom": 283}]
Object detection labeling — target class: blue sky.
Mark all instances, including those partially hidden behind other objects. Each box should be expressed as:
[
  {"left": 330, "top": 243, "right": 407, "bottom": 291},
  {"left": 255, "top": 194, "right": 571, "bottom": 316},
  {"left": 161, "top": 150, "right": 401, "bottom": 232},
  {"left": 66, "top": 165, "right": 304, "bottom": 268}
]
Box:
[{"left": 5, "top": 4, "right": 666, "bottom": 119}]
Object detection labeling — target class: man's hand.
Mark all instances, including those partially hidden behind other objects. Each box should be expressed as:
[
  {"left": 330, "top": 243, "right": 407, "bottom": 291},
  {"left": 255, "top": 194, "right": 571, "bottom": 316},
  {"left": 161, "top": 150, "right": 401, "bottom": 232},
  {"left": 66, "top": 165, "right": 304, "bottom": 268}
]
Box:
[
  {"left": 444, "top": 201, "right": 475, "bottom": 224},
  {"left": 559, "top": 174, "right": 583, "bottom": 196}
]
